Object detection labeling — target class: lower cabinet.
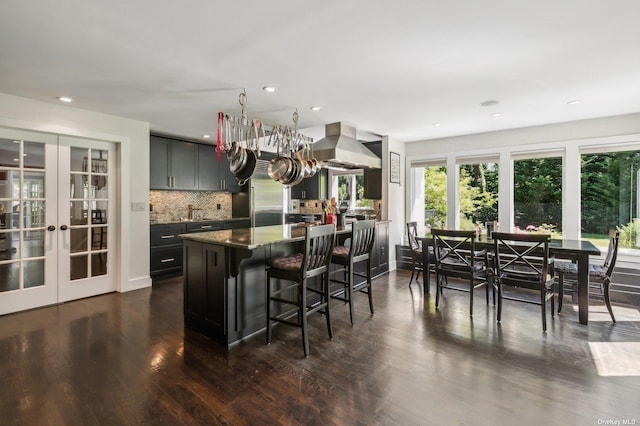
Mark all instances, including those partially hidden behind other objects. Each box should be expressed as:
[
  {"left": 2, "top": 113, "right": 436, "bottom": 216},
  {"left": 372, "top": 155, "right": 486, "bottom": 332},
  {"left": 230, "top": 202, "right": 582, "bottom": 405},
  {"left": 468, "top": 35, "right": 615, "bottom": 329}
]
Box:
[
  {"left": 150, "top": 223, "right": 186, "bottom": 276},
  {"left": 183, "top": 242, "right": 226, "bottom": 340},
  {"left": 371, "top": 221, "right": 389, "bottom": 277},
  {"left": 151, "top": 219, "right": 250, "bottom": 277}
]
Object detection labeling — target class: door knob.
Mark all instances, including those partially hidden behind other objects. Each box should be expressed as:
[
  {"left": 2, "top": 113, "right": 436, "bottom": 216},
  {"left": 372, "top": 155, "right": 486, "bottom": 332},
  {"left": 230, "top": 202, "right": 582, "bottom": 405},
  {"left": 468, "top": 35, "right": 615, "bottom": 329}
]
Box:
[
  {"left": 47, "top": 225, "right": 56, "bottom": 231},
  {"left": 60, "top": 225, "right": 68, "bottom": 231}
]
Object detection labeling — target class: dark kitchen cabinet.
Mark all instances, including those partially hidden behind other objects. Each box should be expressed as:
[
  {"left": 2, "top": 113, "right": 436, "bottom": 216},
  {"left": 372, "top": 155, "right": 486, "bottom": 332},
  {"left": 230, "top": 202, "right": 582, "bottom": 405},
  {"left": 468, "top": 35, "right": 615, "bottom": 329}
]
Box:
[
  {"left": 224, "top": 219, "right": 251, "bottom": 229},
  {"left": 186, "top": 221, "right": 224, "bottom": 233},
  {"left": 290, "top": 168, "right": 328, "bottom": 199},
  {"left": 150, "top": 135, "right": 198, "bottom": 190},
  {"left": 197, "top": 144, "right": 244, "bottom": 192},
  {"left": 371, "top": 221, "right": 389, "bottom": 277},
  {"left": 151, "top": 219, "right": 251, "bottom": 277},
  {"left": 363, "top": 168, "right": 382, "bottom": 200},
  {"left": 183, "top": 241, "right": 226, "bottom": 337},
  {"left": 150, "top": 223, "right": 186, "bottom": 276}
]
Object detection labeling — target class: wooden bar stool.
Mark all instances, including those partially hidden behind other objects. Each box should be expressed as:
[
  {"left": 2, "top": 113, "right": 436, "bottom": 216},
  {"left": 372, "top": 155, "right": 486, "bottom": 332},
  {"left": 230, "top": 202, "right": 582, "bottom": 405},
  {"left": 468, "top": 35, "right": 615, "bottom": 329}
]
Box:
[
  {"left": 266, "top": 224, "right": 336, "bottom": 357},
  {"left": 329, "top": 220, "right": 376, "bottom": 324}
]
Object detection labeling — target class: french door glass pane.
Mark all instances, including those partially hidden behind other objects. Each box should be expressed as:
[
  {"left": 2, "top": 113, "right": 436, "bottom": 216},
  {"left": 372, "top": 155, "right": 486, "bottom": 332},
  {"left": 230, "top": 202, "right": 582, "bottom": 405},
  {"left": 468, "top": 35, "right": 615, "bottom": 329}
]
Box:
[
  {"left": 23, "top": 230, "right": 44, "bottom": 257},
  {"left": 70, "top": 228, "right": 88, "bottom": 253},
  {"left": 24, "top": 141, "right": 45, "bottom": 169},
  {"left": 70, "top": 147, "right": 88, "bottom": 172},
  {"left": 70, "top": 201, "right": 89, "bottom": 225},
  {"left": 70, "top": 173, "right": 87, "bottom": 198},
  {"left": 0, "top": 262, "right": 19, "bottom": 292},
  {"left": 24, "top": 259, "right": 45, "bottom": 288},
  {"left": 91, "top": 253, "right": 107, "bottom": 276},
  {"left": 70, "top": 255, "right": 88, "bottom": 280},
  {"left": 0, "top": 138, "right": 20, "bottom": 168}
]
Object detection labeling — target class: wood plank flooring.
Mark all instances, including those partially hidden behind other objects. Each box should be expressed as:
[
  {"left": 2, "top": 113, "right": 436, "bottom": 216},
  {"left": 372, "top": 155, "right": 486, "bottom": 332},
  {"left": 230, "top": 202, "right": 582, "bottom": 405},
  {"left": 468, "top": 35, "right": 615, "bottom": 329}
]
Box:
[{"left": 1, "top": 270, "right": 639, "bottom": 425}]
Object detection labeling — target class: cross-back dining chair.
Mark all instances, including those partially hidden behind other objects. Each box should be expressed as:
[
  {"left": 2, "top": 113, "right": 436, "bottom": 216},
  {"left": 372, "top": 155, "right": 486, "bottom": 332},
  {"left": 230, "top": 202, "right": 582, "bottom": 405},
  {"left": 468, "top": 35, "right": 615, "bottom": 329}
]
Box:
[
  {"left": 492, "top": 232, "right": 555, "bottom": 331},
  {"left": 431, "top": 228, "right": 490, "bottom": 316},
  {"left": 555, "top": 229, "right": 619, "bottom": 322}
]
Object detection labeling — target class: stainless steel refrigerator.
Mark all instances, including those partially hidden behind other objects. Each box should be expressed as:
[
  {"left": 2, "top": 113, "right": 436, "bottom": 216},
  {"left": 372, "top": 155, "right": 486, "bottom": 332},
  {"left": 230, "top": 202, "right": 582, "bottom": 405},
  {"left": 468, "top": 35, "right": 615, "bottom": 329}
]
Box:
[{"left": 251, "top": 160, "right": 284, "bottom": 227}]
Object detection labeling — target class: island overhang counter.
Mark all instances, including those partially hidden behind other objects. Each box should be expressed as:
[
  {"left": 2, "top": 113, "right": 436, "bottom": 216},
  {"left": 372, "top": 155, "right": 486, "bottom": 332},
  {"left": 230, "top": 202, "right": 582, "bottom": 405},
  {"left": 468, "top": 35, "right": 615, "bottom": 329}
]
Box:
[{"left": 180, "top": 224, "right": 353, "bottom": 348}]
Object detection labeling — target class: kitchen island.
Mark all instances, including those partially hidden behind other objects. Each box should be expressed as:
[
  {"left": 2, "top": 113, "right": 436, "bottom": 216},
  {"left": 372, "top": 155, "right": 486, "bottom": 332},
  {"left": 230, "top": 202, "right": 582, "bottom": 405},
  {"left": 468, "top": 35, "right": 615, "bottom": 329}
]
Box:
[{"left": 180, "top": 224, "right": 353, "bottom": 348}]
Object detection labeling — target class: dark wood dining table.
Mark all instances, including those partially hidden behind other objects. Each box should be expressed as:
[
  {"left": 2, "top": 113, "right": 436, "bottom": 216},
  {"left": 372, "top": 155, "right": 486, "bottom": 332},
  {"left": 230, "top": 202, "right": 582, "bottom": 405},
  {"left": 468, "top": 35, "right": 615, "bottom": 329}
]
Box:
[{"left": 417, "top": 235, "right": 601, "bottom": 325}]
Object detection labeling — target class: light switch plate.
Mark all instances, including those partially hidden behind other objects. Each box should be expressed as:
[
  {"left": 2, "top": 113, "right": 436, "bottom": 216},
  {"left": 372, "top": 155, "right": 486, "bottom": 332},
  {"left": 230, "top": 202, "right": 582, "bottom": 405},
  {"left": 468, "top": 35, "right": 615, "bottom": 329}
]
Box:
[{"left": 131, "top": 202, "right": 146, "bottom": 212}]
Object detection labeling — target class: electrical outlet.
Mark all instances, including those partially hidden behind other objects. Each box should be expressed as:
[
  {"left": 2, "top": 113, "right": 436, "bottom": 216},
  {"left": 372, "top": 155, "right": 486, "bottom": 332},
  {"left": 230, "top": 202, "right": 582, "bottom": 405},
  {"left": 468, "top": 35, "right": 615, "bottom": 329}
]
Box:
[{"left": 131, "top": 202, "right": 146, "bottom": 212}]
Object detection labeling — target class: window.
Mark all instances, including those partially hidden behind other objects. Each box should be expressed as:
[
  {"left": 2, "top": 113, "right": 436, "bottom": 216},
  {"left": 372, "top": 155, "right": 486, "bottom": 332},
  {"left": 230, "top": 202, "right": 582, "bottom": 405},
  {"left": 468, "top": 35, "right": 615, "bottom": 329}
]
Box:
[
  {"left": 581, "top": 150, "right": 640, "bottom": 251},
  {"left": 332, "top": 172, "right": 375, "bottom": 210},
  {"left": 458, "top": 162, "right": 498, "bottom": 232},
  {"left": 513, "top": 157, "right": 562, "bottom": 235}
]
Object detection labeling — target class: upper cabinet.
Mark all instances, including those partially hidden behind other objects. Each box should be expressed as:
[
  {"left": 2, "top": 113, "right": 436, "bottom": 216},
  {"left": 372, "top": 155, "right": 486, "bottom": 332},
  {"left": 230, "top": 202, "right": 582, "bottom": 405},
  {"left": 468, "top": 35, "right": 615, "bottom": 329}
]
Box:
[
  {"left": 150, "top": 135, "right": 198, "bottom": 190},
  {"left": 197, "top": 144, "right": 244, "bottom": 192},
  {"left": 290, "top": 168, "right": 328, "bottom": 199},
  {"left": 363, "top": 168, "right": 382, "bottom": 200},
  {"left": 150, "top": 134, "right": 245, "bottom": 192}
]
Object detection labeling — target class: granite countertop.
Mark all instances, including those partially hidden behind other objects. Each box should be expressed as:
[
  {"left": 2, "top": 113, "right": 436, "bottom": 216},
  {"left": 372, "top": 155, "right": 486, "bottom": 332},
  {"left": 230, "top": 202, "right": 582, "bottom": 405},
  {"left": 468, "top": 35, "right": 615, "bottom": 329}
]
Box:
[
  {"left": 151, "top": 217, "right": 250, "bottom": 225},
  {"left": 180, "top": 224, "right": 353, "bottom": 250}
]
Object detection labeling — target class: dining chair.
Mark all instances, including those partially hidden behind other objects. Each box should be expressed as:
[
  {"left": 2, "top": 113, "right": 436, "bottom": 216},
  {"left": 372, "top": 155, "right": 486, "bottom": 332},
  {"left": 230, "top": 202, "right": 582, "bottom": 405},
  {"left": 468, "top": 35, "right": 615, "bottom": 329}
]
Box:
[
  {"left": 266, "top": 224, "right": 336, "bottom": 357},
  {"left": 492, "top": 232, "right": 555, "bottom": 331},
  {"left": 555, "top": 230, "right": 619, "bottom": 322},
  {"left": 329, "top": 219, "right": 376, "bottom": 324},
  {"left": 431, "top": 229, "right": 490, "bottom": 316},
  {"left": 406, "top": 222, "right": 424, "bottom": 285}
]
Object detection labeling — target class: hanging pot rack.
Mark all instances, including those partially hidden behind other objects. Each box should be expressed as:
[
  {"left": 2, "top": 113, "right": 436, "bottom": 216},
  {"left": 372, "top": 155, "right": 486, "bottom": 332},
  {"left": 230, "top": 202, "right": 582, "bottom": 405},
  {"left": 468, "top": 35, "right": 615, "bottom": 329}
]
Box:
[{"left": 215, "top": 91, "right": 319, "bottom": 186}]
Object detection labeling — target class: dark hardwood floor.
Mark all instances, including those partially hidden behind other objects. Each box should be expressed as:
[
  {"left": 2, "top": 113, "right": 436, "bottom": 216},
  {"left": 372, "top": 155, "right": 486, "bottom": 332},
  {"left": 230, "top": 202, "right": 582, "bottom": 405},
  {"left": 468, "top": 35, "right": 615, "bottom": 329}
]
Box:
[{"left": 1, "top": 270, "right": 639, "bottom": 425}]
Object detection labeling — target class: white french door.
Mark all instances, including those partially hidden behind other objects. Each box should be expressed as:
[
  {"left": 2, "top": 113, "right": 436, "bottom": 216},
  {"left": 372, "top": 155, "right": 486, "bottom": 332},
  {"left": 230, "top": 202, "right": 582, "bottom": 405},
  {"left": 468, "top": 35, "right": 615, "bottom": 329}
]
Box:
[
  {"left": 57, "top": 136, "right": 116, "bottom": 303},
  {"left": 0, "top": 129, "right": 116, "bottom": 315}
]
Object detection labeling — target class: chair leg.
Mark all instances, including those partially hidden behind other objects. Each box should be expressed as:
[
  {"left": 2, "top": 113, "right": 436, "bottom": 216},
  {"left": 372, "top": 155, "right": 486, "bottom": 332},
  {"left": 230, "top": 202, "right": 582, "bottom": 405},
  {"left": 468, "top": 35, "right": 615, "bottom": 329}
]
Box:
[
  {"left": 469, "top": 278, "right": 474, "bottom": 316},
  {"left": 541, "top": 287, "right": 547, "bottom": 332},
  {"left": 266, "top": 270, "right": 272, "bottom": 344},
  {"left": 366, "top": 259, "right": 374, "bottom": 315},
  {"left": 603, "top": 279, "right": 616, "bottom": 323},
  {"left": 347, "top": 263, "right": 355, "bottom": 325},
  {"left": 301, "top": 279, "right": 309, "bottom": 357},
  {"left": 323, "top": 272, "right": 334, "bottom": 339},
  {"left": 435, "top": 273, "right": 441, "bottom": 307},
  {"left": 557, "top": 274, "right": 564, "bottom": 313},
  {"left": 497, "top": 281, "right": 503, "bottom": 322},
  {"left": 409, "top": 257, "right": 416, "bottom": 285}
]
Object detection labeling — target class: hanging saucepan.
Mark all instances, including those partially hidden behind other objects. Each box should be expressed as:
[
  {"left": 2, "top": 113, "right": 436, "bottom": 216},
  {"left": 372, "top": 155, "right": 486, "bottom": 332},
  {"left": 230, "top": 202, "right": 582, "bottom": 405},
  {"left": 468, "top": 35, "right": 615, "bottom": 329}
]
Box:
[
  {"left": 234, "top": 149, "right": 257, "bottom": 186},
  {"left": 284, "top": 158, "right": 302, "bottom": 186},
  {"left": 292, "top": 158, "right": 306, "bottom": 186},
  {"left": 230, "top": 147, "right": 248, "bottom": 174},
  {"left": 268, "top": 156, "right": 291, "bottom": 183}
]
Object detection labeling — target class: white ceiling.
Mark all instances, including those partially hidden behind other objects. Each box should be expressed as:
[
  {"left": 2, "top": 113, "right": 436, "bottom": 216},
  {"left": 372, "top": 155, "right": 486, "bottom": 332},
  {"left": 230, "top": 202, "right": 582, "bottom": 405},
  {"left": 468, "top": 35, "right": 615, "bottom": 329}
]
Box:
[{"left": 2, "top": 0, "right": 640, "bottom": 143}]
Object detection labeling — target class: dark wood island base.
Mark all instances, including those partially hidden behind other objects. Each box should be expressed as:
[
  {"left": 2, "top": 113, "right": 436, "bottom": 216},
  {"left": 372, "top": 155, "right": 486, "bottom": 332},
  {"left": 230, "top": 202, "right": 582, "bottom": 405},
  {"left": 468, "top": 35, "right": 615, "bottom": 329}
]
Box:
[{"left": 181, "top": 223, "right": 389, "bottom": 348}]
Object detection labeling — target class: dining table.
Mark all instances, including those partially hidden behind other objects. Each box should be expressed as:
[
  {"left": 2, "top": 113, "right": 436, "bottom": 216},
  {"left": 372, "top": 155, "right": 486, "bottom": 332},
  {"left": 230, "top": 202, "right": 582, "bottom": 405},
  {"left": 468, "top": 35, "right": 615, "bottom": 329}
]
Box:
[{"left": 417, "top": 235, "right": 601, "bottom": 325}]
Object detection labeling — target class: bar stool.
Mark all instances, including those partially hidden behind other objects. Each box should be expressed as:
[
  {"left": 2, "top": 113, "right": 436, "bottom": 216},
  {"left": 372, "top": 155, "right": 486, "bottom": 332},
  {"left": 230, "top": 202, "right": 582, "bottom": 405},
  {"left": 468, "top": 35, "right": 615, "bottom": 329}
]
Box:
[
  {"left": 329, "top": 220, "right": 376, "bottom": 324},
  {"left": 266, "top": 224, "right": 336, "bottom": 357}
]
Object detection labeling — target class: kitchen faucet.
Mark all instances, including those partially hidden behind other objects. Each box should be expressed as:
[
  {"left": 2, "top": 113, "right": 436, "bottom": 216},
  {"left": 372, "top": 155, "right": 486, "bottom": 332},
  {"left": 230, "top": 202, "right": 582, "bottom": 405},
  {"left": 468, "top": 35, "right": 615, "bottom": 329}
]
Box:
[{"left": 187, "top": 204, "right": 201, "bottom": 220}]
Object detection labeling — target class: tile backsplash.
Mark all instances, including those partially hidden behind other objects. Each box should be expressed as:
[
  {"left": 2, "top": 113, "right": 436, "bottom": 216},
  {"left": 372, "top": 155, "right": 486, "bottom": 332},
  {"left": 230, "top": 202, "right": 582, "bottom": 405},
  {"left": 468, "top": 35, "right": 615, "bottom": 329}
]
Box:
[{"left": 149, "top": 191, "right": 232, "bottom": 223}]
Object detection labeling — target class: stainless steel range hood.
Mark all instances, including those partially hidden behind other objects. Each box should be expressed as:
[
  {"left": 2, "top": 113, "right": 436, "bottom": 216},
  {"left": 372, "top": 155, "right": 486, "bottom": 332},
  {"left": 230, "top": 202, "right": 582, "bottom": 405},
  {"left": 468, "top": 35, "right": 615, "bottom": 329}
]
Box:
[{"left": 312, "top": 122, "right": 382, "bottom": 169}]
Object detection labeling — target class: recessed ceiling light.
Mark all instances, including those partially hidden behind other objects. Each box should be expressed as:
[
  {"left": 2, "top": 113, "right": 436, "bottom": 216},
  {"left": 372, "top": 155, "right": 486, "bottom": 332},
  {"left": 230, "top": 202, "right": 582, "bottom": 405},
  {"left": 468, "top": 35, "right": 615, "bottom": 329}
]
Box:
[
  {"left": 310, "top": 106, "right": 321, "bottom": 111},
  {"left": 481, "top": 100, "right": 499, "bottom": 107},
  {"left": 567, "top": 99, "right": 581, "bottom": 105},
  {"left": 433, "top": 123, "right": 441, "bottom": 127},
  {"left": 262, "top": 86, "right": 277, "bottom": 93},
  {"left": 202, "top": 134, "right": 210, "bottom": 139},
  {"left": 57, "top": 96, "right": 73, "bottom": 103},
  {"left": 491, "top": 112, "right": 502, "bottom": 117}
]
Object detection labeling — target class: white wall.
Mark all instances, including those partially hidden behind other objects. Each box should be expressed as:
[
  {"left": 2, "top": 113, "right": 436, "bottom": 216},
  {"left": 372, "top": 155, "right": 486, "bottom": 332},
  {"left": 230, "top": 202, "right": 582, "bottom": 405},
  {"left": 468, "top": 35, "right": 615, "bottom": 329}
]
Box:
[
  {"left": 382, "top": 135, "right": 405, "bottom": 270},
  {"left": 0, "top": 92, "right": 151, "bottom": 292}
]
